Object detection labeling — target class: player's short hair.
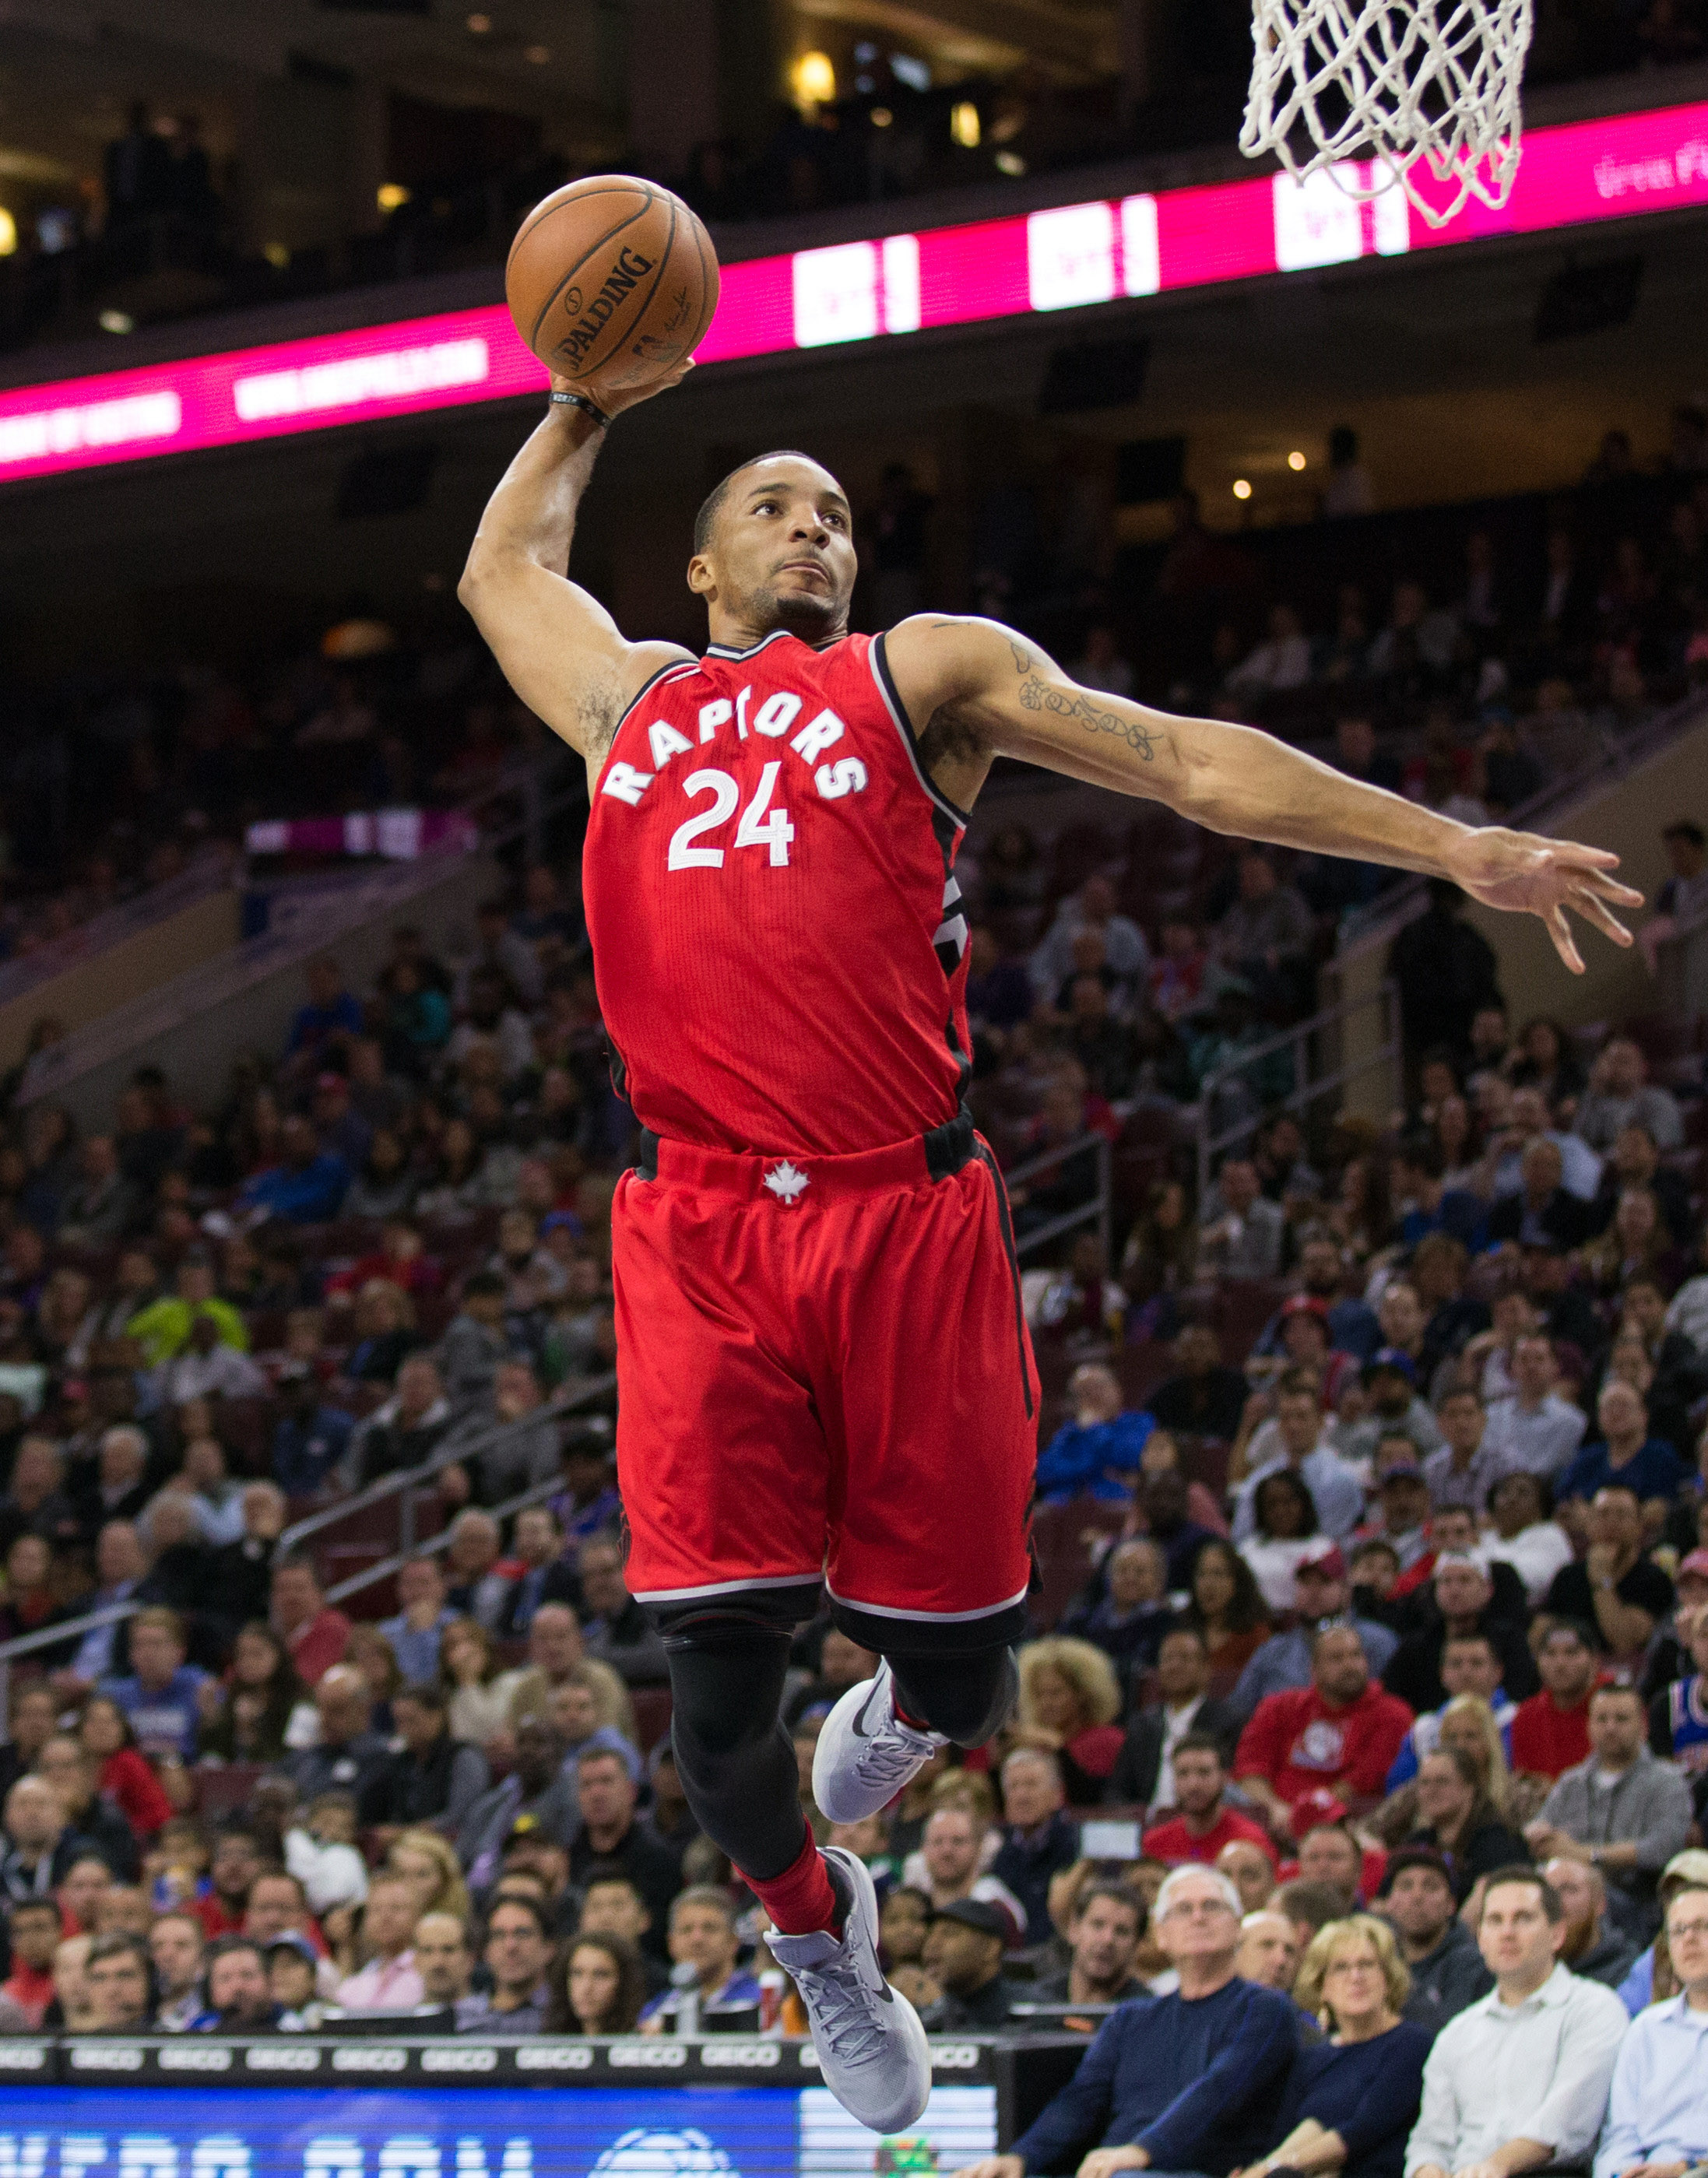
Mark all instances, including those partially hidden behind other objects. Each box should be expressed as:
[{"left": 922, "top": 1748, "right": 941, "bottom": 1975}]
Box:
[{"left": 694, "top": 452, "right": 824, "bottom": 555}]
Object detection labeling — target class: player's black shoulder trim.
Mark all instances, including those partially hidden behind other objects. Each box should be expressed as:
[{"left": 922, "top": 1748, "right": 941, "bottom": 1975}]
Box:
[
  {"left": 610, "top": 653, "right": 699, "bottom": 737},
  {"left": 704, "top": 629, "right": 797, "bottom": 661},
  {"left": 868, "top": 630, "right": 971, "bottom": 830}
]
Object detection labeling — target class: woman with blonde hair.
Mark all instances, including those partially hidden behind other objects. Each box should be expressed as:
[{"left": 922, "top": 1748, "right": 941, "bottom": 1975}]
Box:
[
  {"left": 1436, "top": 1694, "right": 1513, "bottom": 1817},
  {"left": 385, "top": 1828, "right": 471, "bottom": 1925},
  {"left": 1012, "top": 1636, "right": 1124, "bottom": 1805},
  {"left": 1245, "top": 1916, "right": 1431, "bottom": 2178}
]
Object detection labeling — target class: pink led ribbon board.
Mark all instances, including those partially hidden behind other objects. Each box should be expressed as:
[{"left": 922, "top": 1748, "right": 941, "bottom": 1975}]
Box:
[{"left": 2, "top": 97, "right": 1704, "bottom": 485}]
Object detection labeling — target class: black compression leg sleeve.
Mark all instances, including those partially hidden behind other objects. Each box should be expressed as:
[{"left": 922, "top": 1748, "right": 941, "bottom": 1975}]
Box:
[
  {"left": 666, "top": 1623, "right": 807, "bottom": 1882},
  {"left": 888, "top": 1644, "right": 1017, "bottom": 1748}
]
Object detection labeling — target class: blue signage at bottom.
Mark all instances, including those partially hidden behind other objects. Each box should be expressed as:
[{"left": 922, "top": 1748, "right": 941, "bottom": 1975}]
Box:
[{"left": 0, "top": 2084, "right": 999, "bottom": 2178}]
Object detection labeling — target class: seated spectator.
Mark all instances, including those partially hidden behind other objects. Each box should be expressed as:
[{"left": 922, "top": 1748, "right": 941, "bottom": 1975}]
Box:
[
  {"left": 0, "top": 1896, "right": 64, "bottom": 2026},
  {"left": 919, "top": 1898, "right": 1019, "bottom": 2031},
  {"left": 1554, "top": 1383, "right": 1689, "bottom": 1526},
  {"left": 1235, "top": 1624, "right": 1415, "bottom": 1840},
  {"left": 1197, "top": 1156, "right": 1288, "bottom": 1282},
  {"left": 1650, "top": 1586, "right": 1708, "bottom": 1813},
  {"left": 359, "top": 1680, "right": 489, "bottom": 1834},
  {"left": 192, "top": 1936, "right": 282, "bottom": 2032},
  {"left": 1491, "top": 1088, "right": 1604, "bottom": 1203},
  {"left": 543, "top": 1929, "right": 646, "bottom": 2036},
  {"left": 1422, "top": 1389, "right": 1505, "bottom": 1515},
  {"left": 1377, "top": 1848, "right": 1490, "bottom": 2033},
  {"left": 1405, "top": 1745, "right": 1531, "bottom": 1901},
  {"left": 566, "top": 1746, "right": 680, "bottom": 1955},
  {"left": 33, "top": 1735, "right": 140, "bottom": 1881},
  {"left": 496, "top": 1505, "right": 578, "bottom": 1639},
  {"left": 1341, "top": 1352, "right": 1444, "bottom": 1467},
  {"left": 1588, "top": 1125, "right": 1694, "bottom": 1247},
  {"left": 1213, "top": 850, "right": 1316, "bottom": 1017},
  {"left": 435, "top": 1272, "right": 510, "bottom": 1410},
  {"left": 1481, "top": 1335, "right": 1588, "bottom": 1479},
  {"left": 269, "top": 1554, "right": 351, "bottom": 1688},
  {"left": 190, "top": 1824, "right": 264, "bottom": 1941},
  {"left": 353, "top": 1354, "right": 452, "bottom": 1483},
  {"left": 1386, "top": 1635, "right": 1517, "bottom": 1789},
  {"left": 1028, "top": 1882, "right": 1148, "bottom": 2008},
  {"left": 1574, "top": 1037, "right": 1685, "bottom": 1154},
  {"left": 1014, "top": 1639, "right": 1125, "bottom": 1807},
  {"left": 1182, "top": 1539, "right": 1274, "bottom": 1686},
  {"left": 1404, "top": 1867, "right": 1629, "bottom": 2178},
  {"left": 208, "top": 1482, "right": 288, "bottom": 1636},
  {"left": 1545, "top": 1484, "right": 1675, "bottom": 1658},
  {"left": 991, "top": 1749, "right": 1080, "bottom": 1946},
  {"left": 1110, "top": 1625, "right": 1242, "bottom": 1804},
  {"left": 1236, "top": 1909, "right": 1302, "bottom": 1991},
  {"left": 1592, "top": 1878, "right": 1708, "bottom": 2178},
  {"left": 1227, "top": 605, "right": 1313, "bottom": 697},
  {"left": 1230, "top": 1542, "right": 1399, "bottom": 1724},
  {"left": 452, "top": 1892, "right": 553, "bottom": 2034},
  {"left": 438, "top": 1510, "right": 508, "bottom": 1629},
  {"left": 1136, "top": 1470, "right": 1221, "bottom": 1592},
  {"left": 126, "top": 1254, "right": 248, "bottom": 1366},
  {"left": 378, "top": 1557, "right": 455, "bottom": 1683},
  {"left": 457, "top": 1715, "right": 578, "bottom": 1889},
  {"left": 1037, "top": 1363, "right": 1155, "bottom": 1505},
  {"left": 100, "top": 1606, "right": 207, "bottom": 1765},
  {"left": 1526, "top": 1682, "right": 1692, "bottom": 1927},
  {"left": 146, "top": 1911, "right": 206, "bottom": 2032},
  {"left": 1030, "top": 876, "right": 1150, "bottom": 1005},
  {"left": 1146, "top": 1324, "right": 1252, "bottom": 1442},
  {"left": 1143, "top": 1732, "right": 1278, "bottom": 1868},
  {"left": 1218, "top": 1838, "right": 1280, "bottom": 1916},
  {"left": 1509, "top": 1618, "right": 1601, "bottom": 1782},
  {"left": 958, "top": 1865, "right": 1298, "bottom": 2178},
  {"left": 1234, "top": 1375, "right": 1366, "bottom": 1544},
  {"left": 1543, "top": 1853, "right": 1639, "bottom": 1988},
  {"left": 1481, "top": 1470, "right": 1575, "bottom": 1607},
  {"left": 1393, "top": 1134, "right": 1486, "bottom": 1253},
  {"left": 640, "top": 1885, "right": 762, "bottom": 2031},
  {"left": 0, "top": 1437, "right": 80, "bottom": 1562},
  {"left": 270, "top": 1366, "right": 355, "bottom": 1498},
  {"left": 1488, "top": 1138, "right": 1594, "bottom": 1250},
  {"left": 283, "top": 1662, "right": 391, "bottom": 1806},
  {"left": 445, "top": 1358, "right": 560, "bottom": 1507},
  {"left": 83, "top": 1932, "right": 153, "bottom": 2032},
  {"left": 1383, "top": 1557, "right": 1538, "bottom": 1716},
  {"left": 334, "top": 1872, "right": 423, "bottom": 2009},
  {"left": 577, "top": 1535, "right": 670, "bottom": 1686},
  {"left": 1063, "top": 1538, "right": 1173, "bottom": 1677},
  {"left": 237, "top": 1115, "right": 350, "bottom": 1226},
  {"left": 496, "top": 1599, "right": 584, "bottom": 1729},
  {"left": 911, "top": 1804, "right": 1027, "bottom": 1941},
  {"left": 1253, "top": 1916, "right": 1432, "bottom": 2178}
]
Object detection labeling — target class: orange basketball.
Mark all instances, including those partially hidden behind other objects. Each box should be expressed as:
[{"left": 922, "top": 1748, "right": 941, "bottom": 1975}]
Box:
[{"left": 505, "top": 174, "right": 719, "bottom": 399}]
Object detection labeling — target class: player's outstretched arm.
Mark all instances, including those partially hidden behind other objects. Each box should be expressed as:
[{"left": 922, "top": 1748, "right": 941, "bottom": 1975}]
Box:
[
  {"left": 459, "top": 367, "right": 693, "bottom": 768},
  {"left": 885, "top": 613, "right": 1640, "bottom": 975}
]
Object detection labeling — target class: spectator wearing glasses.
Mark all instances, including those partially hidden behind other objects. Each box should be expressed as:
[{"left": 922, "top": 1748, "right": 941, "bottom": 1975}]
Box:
[{"left": 1593, "top": 1881, "right": 1708, "bottom": 2178}]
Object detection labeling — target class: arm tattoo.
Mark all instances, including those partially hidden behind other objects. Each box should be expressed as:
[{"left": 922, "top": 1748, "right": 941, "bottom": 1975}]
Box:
[
  {"left": 1017, "top": 673, "right": 1162, "bottom": 762},
  {"left": 1008, "top": 638, "right": 1032, "bottom": 672}
]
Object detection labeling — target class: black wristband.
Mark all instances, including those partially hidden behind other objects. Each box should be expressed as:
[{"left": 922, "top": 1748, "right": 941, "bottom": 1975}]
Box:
[{"left": 550, "top": 389, "right": 611, "bottom": 428}]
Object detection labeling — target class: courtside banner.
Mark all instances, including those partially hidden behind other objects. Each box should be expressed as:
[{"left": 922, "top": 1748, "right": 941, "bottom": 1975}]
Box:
[{"left": 2, "top": 96, "right": 1704, "bottom": 484}]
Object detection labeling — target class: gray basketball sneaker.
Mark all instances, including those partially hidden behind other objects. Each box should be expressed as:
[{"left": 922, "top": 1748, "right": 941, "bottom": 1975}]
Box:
[
  {"left": 814, "top": 1660, "right": 944, "bottom": 1825},
  {"left": 767, "top": 1846, "right": 932, "bottom": 2134}
]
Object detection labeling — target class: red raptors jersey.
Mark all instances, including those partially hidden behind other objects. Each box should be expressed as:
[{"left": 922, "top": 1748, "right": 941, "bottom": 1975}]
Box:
[{"left": 582, "top": 628, "right": 972, "bottom": 1157}]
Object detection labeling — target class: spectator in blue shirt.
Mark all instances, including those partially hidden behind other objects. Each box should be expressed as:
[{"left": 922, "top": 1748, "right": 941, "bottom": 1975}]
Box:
[
  {"left": 1393, "top": 1135, "right": 1487, "bottom": 1254},
  {"left": 269, "top": 1365, "right": 355, "bottom": 1497},
  {"left": 237, "top": 1116, "right": 350, "bottom": 1226},
  {"left": 1258, "top": 1915, "right": 1432, "bottom": 2178},
  {"left": 954, "top": 1864, "right": 1297, "bottom": 2178},
  {"left": 1553, "top": 1381, "right": 1688, "bottom": 1523},
  {"left": 1037, "top": 1364, "right": 1154, "bottom": 1503},
  {"left": 378, "top": 1557, "right": 457, "bottom": 1683},
  {"left": 100, "top": 1606, "right": 209, "bottom": 1762},
  {"left": 288, "top": 956, "right": 364, "bottom": 1064}
]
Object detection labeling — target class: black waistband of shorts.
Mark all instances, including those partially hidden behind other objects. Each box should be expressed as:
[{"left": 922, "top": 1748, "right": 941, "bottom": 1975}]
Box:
[{"left": 632, "top": 1107, "right": 976, "bottom": 1194}]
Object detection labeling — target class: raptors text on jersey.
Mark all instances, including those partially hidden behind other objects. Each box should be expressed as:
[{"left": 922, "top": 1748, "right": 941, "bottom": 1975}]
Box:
[{"left": 582, "top": 627, "right": 973, "bottom": 1158}]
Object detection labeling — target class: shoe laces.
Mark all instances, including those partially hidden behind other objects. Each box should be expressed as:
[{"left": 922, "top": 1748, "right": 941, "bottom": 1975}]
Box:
[
  {"left": 796, "top": 1951, "right": 891, "bottom": 2067},
  {"left": 852, "top": 1720, "right": 935, "bottom": 1789}
]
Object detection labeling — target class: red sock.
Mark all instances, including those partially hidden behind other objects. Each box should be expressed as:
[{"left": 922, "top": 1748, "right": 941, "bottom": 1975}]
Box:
[{"left": 746, "top": 1832, "right": 840, "bottom": 1937}]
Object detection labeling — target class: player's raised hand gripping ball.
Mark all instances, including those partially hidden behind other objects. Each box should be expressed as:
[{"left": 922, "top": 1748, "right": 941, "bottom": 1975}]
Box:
[{"left": 506, "top": 175, "right": 719, "bottom": 405}]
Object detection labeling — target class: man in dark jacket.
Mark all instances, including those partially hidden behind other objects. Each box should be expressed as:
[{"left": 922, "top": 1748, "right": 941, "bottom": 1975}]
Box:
[
  {"left": 991, "top": 1749, "right": 1081, "bottom": 1945},
  {"left": 1145, "top": 1326, "right": 1250, "bottom": 1443},
  {"left": 1110, "top": 1626, "right": 1241, "bottom": 1804},
  {"left": 1383, "top": 1555, "right": 1538, "bottom": 1716},
  {"left": 955, "top": 1865, "right": 1295, "bottom": 2178},
  {"left": 1379, "top": 1849, "right": 1490, "bottom": 2035},
  {"left": 920, "top": 1899, "right": 1023, "bottom": 2030},
  {"left": 1389, "top": 880, "right": 1500, "bottom": 1075},
  {"left": 359, "top": 1682, "right": 489, "bottom": 1835}
]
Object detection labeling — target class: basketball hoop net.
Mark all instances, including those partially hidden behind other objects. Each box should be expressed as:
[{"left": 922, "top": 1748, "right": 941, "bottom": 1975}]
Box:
[{"left": 1240, "top": 0, "right": 1534, "bottom": 227}]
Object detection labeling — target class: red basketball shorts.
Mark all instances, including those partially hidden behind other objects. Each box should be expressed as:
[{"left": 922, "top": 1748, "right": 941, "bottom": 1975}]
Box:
[{"left": 610, "top": 1115, "right": 1039, "bottom": 1652}]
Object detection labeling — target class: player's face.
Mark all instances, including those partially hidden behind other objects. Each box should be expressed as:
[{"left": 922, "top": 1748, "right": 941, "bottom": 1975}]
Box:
[{"left": 691, "top": 458, "right": 858, "bottom": 639}]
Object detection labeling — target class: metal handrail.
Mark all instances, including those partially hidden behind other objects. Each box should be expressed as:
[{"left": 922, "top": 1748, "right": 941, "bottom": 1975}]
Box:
[
  {"left": 0, "top": 1600, "right": 141, "bottom": 1736},
  {"left": 1195, "top": 978, "right": 1400, "bottom": 1196},
  {"left": 323, "top": 1471, "right": 568, "bottom": 1609},
  {"left": 1003, "top": 1128, "right": 1113, "bottom": 1266}
]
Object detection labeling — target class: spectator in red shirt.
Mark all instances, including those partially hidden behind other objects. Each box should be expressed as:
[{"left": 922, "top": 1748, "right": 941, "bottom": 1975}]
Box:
[
  {"left": 192, "top": 1825, "right": 264, "bottom": 1941},
  {"left": 0, "top": 1897, "right": 62, "bottom": 2026},
  {"left": 1235, "top": 1622, "right": 1415, "bottom": 1840},
  {"left": 269, "top": 1554, "right": 351, "bottom": 1689},
  {"left": 1143, "top": 1734, "right": 1279, "bottom": 1868},
  {"left": 1509, "top": 1618, "right": 1601, "bottom": 1781}
]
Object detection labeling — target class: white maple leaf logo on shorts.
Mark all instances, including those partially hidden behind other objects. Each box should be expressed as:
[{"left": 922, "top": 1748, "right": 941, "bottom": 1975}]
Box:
[{"left": 761, "top": 1160, "right": 810, "bottom": 1205}]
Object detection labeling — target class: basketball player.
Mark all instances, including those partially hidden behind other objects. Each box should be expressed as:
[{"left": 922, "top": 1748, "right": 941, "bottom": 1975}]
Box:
[{"left": 459, "top": 371, "right": 1637, "bottom": 2128}]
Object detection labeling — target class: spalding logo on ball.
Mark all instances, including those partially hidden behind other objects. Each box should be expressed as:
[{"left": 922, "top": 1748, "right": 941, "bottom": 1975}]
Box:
[
  {"left": 506, "top": 175, "right": 720, "bottom": 399},
  {"left": 589, "top": 2128, "right": 740, "bottom": 2178}
]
